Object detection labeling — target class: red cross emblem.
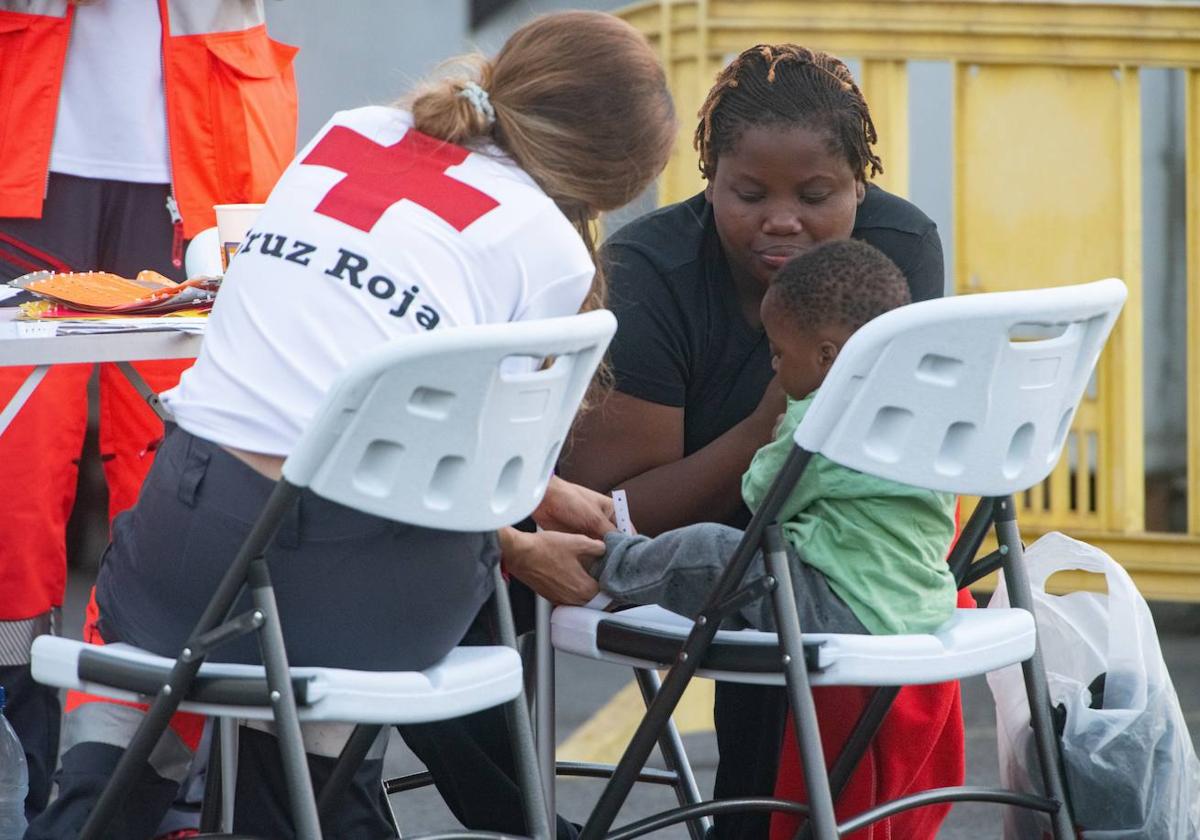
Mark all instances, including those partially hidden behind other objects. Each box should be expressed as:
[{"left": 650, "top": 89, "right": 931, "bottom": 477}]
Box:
[{"left": 300, "top": 126, "right": 499, "bottom": 233}]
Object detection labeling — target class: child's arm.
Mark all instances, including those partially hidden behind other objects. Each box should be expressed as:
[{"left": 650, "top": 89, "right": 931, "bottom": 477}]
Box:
[{"left": 741, "top": 398, "right": 816, "bottom": 514}]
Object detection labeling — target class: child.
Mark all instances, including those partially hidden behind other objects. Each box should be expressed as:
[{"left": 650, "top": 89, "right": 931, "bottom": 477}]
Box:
[{"left": 589, "top": 239, "right": 958, "bottom": 636}]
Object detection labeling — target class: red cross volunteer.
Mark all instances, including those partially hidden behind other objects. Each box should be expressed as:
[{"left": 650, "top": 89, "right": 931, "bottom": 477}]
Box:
[{"left": 163, "top": 106, "right": 594, "bottom": 456}]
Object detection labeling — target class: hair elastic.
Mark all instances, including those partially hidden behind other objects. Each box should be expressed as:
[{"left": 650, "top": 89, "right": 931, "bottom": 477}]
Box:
[{"left": 458, "top": 81, "right": 496, "bottom": 127}]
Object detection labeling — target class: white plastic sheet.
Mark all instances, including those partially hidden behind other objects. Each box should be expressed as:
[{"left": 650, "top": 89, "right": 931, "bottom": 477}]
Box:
[{"left": 987, "top": 532, "right": 1200, "bottom": 839}]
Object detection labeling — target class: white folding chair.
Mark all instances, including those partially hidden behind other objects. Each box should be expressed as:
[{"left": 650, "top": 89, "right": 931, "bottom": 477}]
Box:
[
  {"left": 32, "top": 309, "right": 617, "bottom": 840},
  {"left": 553, "top": 278, "right": 1127, "bottom": 840}
]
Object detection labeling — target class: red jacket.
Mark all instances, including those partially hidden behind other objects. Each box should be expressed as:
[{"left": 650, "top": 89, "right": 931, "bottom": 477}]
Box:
[{"left": 0, "top": 0, "right": 298, "bottom": 239}]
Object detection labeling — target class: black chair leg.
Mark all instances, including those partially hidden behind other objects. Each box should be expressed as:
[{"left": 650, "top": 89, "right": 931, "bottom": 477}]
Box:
[
  {"left": 490, "top": 565, "right": 552, "bottom": 838},
  {"left": 794, "top": 686, "right": 901, "bottom": 840},
  {"left": 317, "top": 724, "right": 385, "bottom": 824},
  {"left": 200, "top": 720, "right": 224, "bottom": 833},
  {"left": 633, "top": 669, "right": 710, "bottom": 840},
  {"left": 763, "top": 525, "right": 838, "bottom": 840},
  {"left": 993, "top": 497, "right": 1075, "bottom": 840}
]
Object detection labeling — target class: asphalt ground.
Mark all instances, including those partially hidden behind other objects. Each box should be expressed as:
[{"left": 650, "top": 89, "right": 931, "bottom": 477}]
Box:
[{"left": 62, "top": 567, "right": 1200, "bottom": 839}]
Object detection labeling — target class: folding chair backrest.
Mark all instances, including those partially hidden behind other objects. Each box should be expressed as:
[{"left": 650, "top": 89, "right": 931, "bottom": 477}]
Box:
[
  {"left": 794, "top": 278, "right": 1126, "bottom": 497},
  {"left": 282, "top": 310, "right": 616, "bottom": 531}
]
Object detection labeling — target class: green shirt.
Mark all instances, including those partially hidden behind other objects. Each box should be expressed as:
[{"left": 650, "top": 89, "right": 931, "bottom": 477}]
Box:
[{"left": 741, "top": 395, "right": 958, "bottom": 635}]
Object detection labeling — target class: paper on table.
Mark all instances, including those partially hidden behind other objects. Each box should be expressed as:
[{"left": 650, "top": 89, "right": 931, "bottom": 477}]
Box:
[
  {"left": 583, "top": 488, "right": 636, "bottom": 610},
  {"left": 48, "top": 318, "right": 206, "bottom": 335}
]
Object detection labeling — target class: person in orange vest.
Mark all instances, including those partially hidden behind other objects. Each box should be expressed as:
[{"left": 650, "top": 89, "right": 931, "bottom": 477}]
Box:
[{"left": 0, "top": 0, "right": 297, "bottom": 825}]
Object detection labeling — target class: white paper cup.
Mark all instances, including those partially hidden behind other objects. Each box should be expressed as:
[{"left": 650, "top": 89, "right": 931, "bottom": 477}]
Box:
[{"left": 214, "top": 203, "right": 264, "bottom": 271}]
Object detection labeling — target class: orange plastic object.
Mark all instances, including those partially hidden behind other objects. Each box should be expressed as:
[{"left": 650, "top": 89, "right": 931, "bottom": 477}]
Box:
[
  {"left": 27, "top": 271, "right": 176, "bottom": 309},
  {"left": 135, "top": 270, "right": 178, "bottom": 288}
]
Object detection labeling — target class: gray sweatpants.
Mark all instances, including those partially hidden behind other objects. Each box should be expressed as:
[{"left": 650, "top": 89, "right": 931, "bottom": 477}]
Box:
[{"left": 595, "top": 523, "right": 868, "bottom": 634}]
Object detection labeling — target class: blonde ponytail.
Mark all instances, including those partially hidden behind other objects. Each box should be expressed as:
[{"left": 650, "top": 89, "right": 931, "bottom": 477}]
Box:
[
  {"left": 405, "top": 13, "right": 673, "bottom": 225},
  {"left": 407, "top": 55, "right": 497, "bottom": 146}
]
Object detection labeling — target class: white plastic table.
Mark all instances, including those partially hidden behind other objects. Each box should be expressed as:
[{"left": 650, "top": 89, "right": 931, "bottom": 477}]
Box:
[{"left": 0, "top": 311, "right": 203, "bottom": 435}]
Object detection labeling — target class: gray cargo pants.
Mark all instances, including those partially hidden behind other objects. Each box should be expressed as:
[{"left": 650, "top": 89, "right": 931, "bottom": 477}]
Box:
[{"left": 594, "top": 523, "right": 869, "bottom": 634}]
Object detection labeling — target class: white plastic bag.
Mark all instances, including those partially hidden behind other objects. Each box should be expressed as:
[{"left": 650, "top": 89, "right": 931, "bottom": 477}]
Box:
[{"left": 986, "top": 532, "right": 1200, "bottom": 839}]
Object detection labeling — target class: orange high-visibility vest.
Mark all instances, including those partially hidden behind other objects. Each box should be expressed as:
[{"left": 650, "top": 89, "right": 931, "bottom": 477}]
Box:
[{"left": 0, "top": 0, "right": 298, "bottom": 240}]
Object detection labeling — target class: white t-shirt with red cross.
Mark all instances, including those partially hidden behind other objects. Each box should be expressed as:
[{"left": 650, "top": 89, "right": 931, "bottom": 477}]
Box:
[{"left": 162, "top": 106, "right": 594, "bottom": 456}]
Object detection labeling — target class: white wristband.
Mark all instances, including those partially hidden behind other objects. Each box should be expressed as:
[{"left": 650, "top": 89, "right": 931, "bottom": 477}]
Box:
[{"left": 583, "top": 489, "right": 636, "bottom": 610}]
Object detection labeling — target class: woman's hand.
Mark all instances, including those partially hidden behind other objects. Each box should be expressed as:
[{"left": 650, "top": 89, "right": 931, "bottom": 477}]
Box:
[
  {"left": 533, "top": 475, "right": 616, "bottom": 539},
  {"left": 752, "top": 375, "right": 788, "bottom": 442},
  {"left": 500, "top": 527, "right": 605, "bottom": 604},
  {"left": 559, "top": 390, "right": 776, "bottom": 538}
]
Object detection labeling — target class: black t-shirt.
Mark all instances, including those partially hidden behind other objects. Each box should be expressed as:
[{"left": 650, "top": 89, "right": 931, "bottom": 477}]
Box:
[{"left": 603, "top": 185, "right": 944, "bottom": 461}]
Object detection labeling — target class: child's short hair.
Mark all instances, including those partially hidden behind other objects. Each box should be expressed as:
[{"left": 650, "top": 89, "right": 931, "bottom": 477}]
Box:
[{"left": 768, "top": 239, "right": 911, "bottom": 332}]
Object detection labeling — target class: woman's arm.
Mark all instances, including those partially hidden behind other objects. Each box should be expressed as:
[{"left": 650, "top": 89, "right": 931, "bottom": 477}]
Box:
[
  {"left": 564, "top": 235, "right": 783, "bottom": 535},
  {"left": 559, "top": 380, "right": 784, "bottom": 537}
]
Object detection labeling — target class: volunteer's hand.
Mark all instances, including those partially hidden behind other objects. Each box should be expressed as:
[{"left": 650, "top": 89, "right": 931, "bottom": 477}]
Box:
[
  {"left": 501, "top": 527, "right": 605, "bottom": 605},
  {"left": 533, "top": 475, "right": 617, "bottom": 538}
]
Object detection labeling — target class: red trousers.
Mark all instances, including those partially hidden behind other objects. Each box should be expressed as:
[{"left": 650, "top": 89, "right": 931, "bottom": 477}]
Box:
[
  {"left": 0, "top": 359, "right": 192, "bottom": 622},
  {"left": 769, "top": 586, "right": 976, "bottom": 840}
]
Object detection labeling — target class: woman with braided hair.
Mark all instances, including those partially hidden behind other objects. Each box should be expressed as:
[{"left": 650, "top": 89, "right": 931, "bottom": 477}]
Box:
[{"left": 558, "top": 44, "right": 967, "bottom": 839}]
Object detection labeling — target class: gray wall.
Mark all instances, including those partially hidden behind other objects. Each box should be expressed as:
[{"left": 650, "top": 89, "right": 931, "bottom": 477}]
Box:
[
  {"left": 1141, "top": 68, "right": 1187, "bottom": 477},
  {"left": 469, "top": 0, "right": 624, "bottom": 52},
  {"left": 265, "top": 1, "right": 469, "bottom": 145},
  {"left": 906, "top": 62, "right": 955, "bottom": 297}
]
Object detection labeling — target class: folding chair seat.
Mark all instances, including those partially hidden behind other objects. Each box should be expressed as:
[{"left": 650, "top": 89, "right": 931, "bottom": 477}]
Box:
[
  {"left": 551, "top": 601, "right": 1035, "bottom": 688},
  {"left": 565, "top": 278, "right": 1127, "bottom": 840},
  {"left": 31, "top": 310, "right": 617, "bottom": 840},
  {"left": 32, "top": 641, "right": 524, "bottom": 726}
]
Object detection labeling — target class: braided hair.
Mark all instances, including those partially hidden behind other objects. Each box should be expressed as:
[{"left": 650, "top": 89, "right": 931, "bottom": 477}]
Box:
[{"left": 695, "top": 44, "right": 882, "bottom": 182}]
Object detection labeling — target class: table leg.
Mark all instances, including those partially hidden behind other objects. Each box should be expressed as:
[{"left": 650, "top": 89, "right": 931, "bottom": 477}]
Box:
[{"left": 114, "top": 360, "right": 171, "bottom": 422}]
